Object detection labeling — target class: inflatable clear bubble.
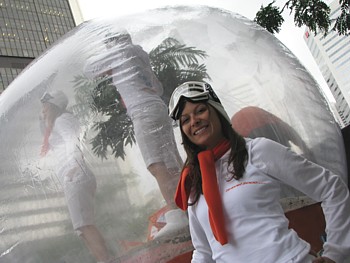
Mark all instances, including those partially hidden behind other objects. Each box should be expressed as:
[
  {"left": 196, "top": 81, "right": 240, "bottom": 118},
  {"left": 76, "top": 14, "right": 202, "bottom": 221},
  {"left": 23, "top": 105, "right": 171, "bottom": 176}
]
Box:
[{"left": 0, "top": 5, "right": 347, "bottom": 263}]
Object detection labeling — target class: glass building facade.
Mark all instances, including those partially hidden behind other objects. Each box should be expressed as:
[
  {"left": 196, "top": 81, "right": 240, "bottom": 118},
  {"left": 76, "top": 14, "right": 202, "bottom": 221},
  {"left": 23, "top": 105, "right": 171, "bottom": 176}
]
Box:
[
  {"left": 304, "top": 0, "right": 350, "bottom": 128},
  {"left": 0, "top": 0, "right": 77, "bottom": 93}
]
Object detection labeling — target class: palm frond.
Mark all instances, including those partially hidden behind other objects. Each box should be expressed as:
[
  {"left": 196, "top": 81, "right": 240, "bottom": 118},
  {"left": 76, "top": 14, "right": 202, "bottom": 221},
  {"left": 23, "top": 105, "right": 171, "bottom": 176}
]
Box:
[
  {"left": 72, "top": 37, "right": 209, "bottom": 160},
  {"left": 150, "top": 37, "right": 207, "bottom": 71}
]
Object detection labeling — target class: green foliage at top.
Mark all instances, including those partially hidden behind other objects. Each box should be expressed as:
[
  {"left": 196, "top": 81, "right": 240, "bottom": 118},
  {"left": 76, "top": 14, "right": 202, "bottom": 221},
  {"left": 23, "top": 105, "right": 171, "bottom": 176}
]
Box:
[
  {"left": 285, "top": 0, "right": 330, "bottom": 34},
  {"left": 255, "top": 1, "right": 285, "bottom": 33},
  {"left": 334, "top": 0, "right": 350, "bottom": 35},
  {"left": 255, "top": 0, "right": 349, "bottom": 36}
]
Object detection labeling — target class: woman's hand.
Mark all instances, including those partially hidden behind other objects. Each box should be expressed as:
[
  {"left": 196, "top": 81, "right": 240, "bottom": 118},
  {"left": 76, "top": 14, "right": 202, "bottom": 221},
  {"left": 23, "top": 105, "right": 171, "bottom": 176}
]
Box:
[{"left": 312, "top": 256, "right": 335, "bottom": 263}]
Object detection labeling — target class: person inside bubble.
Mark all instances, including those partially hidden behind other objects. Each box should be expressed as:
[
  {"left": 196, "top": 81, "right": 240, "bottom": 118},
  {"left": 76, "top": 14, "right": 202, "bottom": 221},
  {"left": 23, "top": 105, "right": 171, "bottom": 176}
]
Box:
[
  {"left": 40, "top": 91, "right": 112, "bottom": 263},
  {"left": 168, "top": 81, "right": 350, "bottom": 263},
  {"left": 83, "top": 31, "right": 188, "bottom": 239}
]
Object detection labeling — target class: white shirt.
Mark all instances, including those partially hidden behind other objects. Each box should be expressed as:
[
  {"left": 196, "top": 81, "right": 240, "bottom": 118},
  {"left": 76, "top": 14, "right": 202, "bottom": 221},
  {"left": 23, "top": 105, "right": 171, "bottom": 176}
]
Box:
[
  {"left": 189, "top": 138, "right": 350, "bottom": 263},
  {"left": 49, "top": 113, "right": 85, "bottom": 182}
]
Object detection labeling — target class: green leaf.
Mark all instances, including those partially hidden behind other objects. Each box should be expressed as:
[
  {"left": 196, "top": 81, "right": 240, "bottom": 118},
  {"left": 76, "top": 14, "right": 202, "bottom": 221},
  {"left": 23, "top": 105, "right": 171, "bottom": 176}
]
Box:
[{"left": 255, "top": 1, "right": 284, "bottom": 34}]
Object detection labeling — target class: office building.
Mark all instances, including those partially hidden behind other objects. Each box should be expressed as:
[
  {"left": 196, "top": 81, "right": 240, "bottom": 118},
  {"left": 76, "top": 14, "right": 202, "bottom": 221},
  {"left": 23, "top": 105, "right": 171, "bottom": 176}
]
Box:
[
  {"left": 304, "top": 0, "right": 350, "bottom": 128},
  {"left": 0, "top": 0, "right": 83, "bottom": 93}
]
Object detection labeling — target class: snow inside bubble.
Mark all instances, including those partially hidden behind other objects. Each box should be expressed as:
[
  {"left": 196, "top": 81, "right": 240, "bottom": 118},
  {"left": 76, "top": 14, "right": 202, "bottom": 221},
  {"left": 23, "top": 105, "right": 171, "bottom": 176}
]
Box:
[{"left": 0, "top": 5, "right": 347, "bottom": 263}]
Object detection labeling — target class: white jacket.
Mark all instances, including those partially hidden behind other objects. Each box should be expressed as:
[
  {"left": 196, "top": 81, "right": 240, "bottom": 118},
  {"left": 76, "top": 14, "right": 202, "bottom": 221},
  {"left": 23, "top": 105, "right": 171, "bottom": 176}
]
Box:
[
  {"left": 189, "top": 137, "right": 350, "bottom": 263},
  {"left": 49, "top": 113, "right": 92, "bottom": 185}
]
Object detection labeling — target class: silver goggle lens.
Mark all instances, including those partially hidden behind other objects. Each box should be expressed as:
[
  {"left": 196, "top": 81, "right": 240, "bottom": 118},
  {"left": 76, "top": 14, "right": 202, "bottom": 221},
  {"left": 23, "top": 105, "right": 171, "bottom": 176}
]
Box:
[{"left": 169, "top": 82, "right": 210, "bottom": 120}]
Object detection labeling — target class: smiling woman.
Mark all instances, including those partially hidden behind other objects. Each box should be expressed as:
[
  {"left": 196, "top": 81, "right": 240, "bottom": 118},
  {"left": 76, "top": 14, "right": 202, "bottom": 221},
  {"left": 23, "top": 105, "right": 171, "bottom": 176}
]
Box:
[{"left": 169, "top": 81, "right": 350, "bottom": 263}]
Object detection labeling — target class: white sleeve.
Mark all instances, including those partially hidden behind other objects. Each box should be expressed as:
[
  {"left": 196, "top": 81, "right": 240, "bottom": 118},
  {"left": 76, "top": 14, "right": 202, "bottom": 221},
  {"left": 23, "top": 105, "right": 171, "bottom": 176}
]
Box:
[
  {"left": 83, "top": 55, "right": 110, "bottom": 79},
  {"left": 83, "top": 49, "right": 122, "bottom": 79},
  {"left": 250, "top": 138, "right": 350, "bottom": 263},
  {"left": 188, "top": 207, "right": 215, "bottom": 263}
]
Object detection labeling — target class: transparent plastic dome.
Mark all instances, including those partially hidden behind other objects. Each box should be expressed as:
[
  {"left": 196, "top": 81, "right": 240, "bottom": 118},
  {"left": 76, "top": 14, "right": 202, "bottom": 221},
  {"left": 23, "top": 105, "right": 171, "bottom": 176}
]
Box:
[{"left": 0, "top": 5, "right": 346, "bottom": 263}]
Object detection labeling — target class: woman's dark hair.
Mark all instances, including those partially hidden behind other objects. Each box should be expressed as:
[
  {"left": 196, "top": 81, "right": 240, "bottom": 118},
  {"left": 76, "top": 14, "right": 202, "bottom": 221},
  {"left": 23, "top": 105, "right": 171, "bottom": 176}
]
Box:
[{"left": 178, "top": 98, "right": 248, "bottom": 206}]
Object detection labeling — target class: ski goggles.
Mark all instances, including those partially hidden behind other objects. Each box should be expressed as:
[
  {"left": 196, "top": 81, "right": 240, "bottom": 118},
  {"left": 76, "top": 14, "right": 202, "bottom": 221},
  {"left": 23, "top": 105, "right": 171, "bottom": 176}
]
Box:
[{"left": 169, "top": 81, "right": 222, "bottom": 120}]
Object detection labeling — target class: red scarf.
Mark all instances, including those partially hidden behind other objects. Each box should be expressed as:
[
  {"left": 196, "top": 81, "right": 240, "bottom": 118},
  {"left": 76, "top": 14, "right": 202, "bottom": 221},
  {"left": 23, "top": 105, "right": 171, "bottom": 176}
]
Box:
[{"left": 174, "top": 139, "right": 231, "bottom": 245}]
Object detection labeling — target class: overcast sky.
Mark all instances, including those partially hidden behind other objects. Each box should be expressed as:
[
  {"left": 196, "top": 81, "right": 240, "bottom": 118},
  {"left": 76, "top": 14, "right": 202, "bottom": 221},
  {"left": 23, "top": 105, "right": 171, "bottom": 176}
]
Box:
[{"left": 76, "top": 0, "right": 333, "bottom": 100}]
